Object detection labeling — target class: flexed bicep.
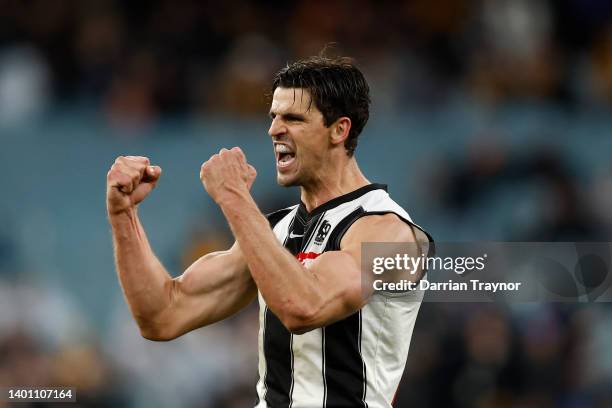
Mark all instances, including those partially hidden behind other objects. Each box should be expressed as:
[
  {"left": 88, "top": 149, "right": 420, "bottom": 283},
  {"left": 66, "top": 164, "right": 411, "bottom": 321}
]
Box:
[
  {"left": 279, "top": 213, "right": 422, "bottom": 334},
  {"left": 152, "top": 242, "right": 257, "bottom": 340}
]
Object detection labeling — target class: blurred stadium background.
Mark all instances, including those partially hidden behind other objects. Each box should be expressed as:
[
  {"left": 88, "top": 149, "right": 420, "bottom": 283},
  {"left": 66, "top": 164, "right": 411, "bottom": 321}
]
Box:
[{"left": 1, "top": 0, "right": 612, "bottom": 407}]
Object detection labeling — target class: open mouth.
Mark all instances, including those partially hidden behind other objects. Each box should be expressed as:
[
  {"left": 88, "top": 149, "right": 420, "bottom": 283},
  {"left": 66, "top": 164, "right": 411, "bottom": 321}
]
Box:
[{"left": 275, "top": 144, "right": 296, "bottom": 169}]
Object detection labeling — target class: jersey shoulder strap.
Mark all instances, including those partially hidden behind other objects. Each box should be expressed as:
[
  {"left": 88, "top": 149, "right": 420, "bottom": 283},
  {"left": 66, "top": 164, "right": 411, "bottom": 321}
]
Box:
[
  {"left": 324, "top": 188, "right": 433, "bottom": 252},
  {"left": 265, "top": 205, "right": 298, "bottom": 229}
]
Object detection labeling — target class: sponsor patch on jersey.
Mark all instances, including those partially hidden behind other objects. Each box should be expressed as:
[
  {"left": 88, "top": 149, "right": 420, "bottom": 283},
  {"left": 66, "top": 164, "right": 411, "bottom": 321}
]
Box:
[{"left": 314, "top": 220, "right": 331, "bottom": 245}]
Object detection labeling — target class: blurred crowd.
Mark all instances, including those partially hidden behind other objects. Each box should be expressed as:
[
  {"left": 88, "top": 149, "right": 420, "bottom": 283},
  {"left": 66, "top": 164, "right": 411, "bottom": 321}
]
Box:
[
  {"left": 428, "top": 143, "right": 612, "bottom": 241},
  {"left": 2, "top": 284, "right": 612, "bottom": 407},
  {"left": 5, "top": 141, "right": 611, "bottom": 408},
  {"left": 1, "top": 0, "right": 612, "bottom": 407},
  {"left": 398, "top": 302, "right": 612, "bottom": 408},
  {"left": 2, "top": 0, "right": 612, "bottom": 126}
]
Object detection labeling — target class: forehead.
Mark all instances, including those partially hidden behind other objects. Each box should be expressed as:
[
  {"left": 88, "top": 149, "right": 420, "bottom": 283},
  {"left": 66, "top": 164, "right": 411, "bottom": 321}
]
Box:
[{"left": 270, "top": 87, "right": 317, "bottom": 115}]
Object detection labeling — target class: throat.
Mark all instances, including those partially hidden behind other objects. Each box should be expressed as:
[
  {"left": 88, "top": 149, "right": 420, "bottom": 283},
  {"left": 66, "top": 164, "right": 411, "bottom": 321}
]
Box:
[
  {"left": 299, "top": 157, "right": 370, "bottom": 212},
  {"left": 300, "top": 181, "right": 370, "bottom": 213}
]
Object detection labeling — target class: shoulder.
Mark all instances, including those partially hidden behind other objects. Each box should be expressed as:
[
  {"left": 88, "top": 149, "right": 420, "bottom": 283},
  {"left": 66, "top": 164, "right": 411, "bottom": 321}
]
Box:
[
  {"left": 341, "top": 213, "right": 417, "bottom": 248},
  {"left": 332, "top": 187, "right": 432, "bottom": 250}
]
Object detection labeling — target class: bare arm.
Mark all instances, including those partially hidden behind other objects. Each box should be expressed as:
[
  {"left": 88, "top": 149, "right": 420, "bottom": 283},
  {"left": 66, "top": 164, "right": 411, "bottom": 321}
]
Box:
[
  {"left": 295, "top": 214, "right": 423, "bottom": 332},
  {"left": 107, "top": 156, "right": 256, "bottom": 341},
  {"left": 199, "top": 147, "right": 421, "bottom": 334},
  {"left": 221, "top": 197, "right": 417, "bottom": 333}
]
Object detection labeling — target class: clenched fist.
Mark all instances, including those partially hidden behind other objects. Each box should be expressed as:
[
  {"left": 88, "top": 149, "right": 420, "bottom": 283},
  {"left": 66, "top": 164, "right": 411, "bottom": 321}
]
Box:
[
  {"left": 107, "top": 156, "right": 162, "bottom": 215},
  {"left": 200, "top": 147, "right": 257, "bottom": 204}
]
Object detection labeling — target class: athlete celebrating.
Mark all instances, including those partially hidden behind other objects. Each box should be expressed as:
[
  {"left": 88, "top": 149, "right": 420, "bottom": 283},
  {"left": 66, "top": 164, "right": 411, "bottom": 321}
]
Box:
[{"left": 107, "top": 56, "right": 431, "bottom": 407}]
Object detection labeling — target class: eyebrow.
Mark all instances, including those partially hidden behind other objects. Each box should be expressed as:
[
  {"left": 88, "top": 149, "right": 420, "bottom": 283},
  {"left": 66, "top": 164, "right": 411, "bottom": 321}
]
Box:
[{"left": 268, "top": 111, "right": 306, "bottom": 121}]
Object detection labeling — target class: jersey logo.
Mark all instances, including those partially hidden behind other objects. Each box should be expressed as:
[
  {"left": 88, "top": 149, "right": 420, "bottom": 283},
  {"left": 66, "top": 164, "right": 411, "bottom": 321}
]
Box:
[
  {"left": 314, "top": 220, "right": 331, "bottom": 245},
  {"left": 289, "top": 231, "right": 304, "bottom": 239}
]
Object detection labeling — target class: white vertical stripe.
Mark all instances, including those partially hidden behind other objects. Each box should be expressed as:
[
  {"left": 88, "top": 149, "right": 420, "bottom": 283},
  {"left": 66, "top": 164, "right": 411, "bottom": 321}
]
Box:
[
  {"left": 254, "top": 298, "right": 268, "bottom": 408},
  {"left": 361, "top": 298, "right": 391, "bottom": 407},
  {"left": 287, "top": 328, "right": 325, "bottom": 408},
  {"left": 380, "top": 298, "right": 422, "bottom": 400},
  {"left": 361, "top": 293, "right": 423, "bottom": 407}
]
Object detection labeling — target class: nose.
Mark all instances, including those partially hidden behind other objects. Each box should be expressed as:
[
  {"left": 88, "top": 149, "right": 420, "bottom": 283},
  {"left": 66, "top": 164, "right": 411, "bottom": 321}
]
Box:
[{"left": 268, "top": 116, "right": 287, "bottom": 139}]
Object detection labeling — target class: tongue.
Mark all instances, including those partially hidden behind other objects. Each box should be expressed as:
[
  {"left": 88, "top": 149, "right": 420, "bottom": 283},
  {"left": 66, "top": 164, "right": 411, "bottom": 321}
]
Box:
[{"left": 279, "top": 153, "right": 294, "bottom": 163}]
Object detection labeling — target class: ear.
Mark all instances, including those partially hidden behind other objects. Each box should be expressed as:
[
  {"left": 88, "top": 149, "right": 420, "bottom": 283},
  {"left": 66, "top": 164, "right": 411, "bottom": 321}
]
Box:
[{"left": 329, "top": 117, "right": 352, "bottom": 147}]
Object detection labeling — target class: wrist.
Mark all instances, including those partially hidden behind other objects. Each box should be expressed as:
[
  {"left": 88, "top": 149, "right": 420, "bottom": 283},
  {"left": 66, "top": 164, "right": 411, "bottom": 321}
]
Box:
[
  {"left": 108, "top": 205, "right": 138, "bottom": 227},
  {"left": 215, "top": 186, "right": 251, "bottom": 210}
]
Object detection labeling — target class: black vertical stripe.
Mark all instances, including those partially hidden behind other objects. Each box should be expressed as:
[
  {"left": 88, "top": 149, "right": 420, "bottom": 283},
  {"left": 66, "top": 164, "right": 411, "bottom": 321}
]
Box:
[
  {"left": 289, "top": 334, "right": 294, "bottom": 408},
  {"left": 324, "top": 311, "right": 367, "bottom": 407},
  {"left": 322, "top": 327, "right": 327, "bottom": 407},
  {"left": 264, "top": 212, "right": 303, "bottom": 408},
  {"left": 264, "top": 311, "right": 292, "bottom": 407},
  {"left": 319, "top": 207, "right": 368, "bottom": 407},
  {"left": 301, "top": 212, "right": 325, "bottom": 251},
  {"left": 260, "top": 207, "right": 294, "bottom": 406},
  {"left": 359, "top": 311, "right": 368, "bottom": 407},
  {"left": 266, "top": 207, "right": 295, "bottom": 229}
]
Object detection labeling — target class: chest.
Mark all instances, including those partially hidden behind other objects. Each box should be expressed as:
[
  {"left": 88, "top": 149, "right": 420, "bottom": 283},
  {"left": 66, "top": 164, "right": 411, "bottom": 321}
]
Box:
[{"left": 274, "top": 207, "right": 363, "bottom": 267}]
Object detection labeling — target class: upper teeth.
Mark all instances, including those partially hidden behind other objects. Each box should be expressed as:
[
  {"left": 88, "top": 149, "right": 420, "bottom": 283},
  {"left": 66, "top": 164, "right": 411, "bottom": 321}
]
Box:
[{"left": 275, "top": 145, "right": 293, "bottom": 154}]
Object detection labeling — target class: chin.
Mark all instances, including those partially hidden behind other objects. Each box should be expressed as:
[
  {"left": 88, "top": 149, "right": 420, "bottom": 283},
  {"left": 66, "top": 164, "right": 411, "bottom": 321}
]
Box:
[{"left": 277, "top": 173, "right": 301, "bottom": 187}]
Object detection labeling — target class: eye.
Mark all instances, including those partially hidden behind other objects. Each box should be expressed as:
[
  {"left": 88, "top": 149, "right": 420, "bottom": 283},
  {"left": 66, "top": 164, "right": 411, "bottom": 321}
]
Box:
[{"left": 285, "top": 114, "right": 303, "bottom": 122}]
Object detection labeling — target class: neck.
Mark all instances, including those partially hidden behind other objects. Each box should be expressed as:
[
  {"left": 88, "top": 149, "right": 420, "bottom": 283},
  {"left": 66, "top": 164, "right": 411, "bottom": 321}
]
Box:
[{"left": 300, "top": 156, "right": 370, "bottom": 212}]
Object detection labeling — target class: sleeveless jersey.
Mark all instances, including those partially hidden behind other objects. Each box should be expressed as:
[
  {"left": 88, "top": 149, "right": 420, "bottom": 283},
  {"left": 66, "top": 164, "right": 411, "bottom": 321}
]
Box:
[{"left": 254, "top": 184, "right": 432, "bottom": 408}]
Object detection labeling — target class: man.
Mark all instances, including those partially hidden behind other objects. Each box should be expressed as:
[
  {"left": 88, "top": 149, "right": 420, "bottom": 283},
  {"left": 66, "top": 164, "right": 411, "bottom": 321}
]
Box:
[{"left": 106, "top": 56, "right": 431, "bottom": 407}]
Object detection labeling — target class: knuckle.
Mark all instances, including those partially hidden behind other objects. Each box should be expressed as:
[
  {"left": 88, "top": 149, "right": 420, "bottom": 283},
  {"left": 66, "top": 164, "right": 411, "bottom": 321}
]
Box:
[
  {"left": 127, "top": 163, "right": 142, "bottom": 173},
  {"left": 115, "top": 163, "right": 126, "bottom": 173},
  {"left": 124, "top": 155, "right": 149, "bottom": 165},
  {"left": 108, "top": 166, "right": 121, "bottom": 177},
  {"left": 137, "top": 156, "right": 150, "bottom": 165}
]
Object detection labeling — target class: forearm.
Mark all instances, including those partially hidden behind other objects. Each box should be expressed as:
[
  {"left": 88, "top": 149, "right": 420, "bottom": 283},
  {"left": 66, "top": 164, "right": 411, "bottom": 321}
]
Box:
[
  {"left": 109, "top": 207, "right": 173, "bottom": 328},
  {"left": 219, "top": 192, "right": 320, "bottom": 321}
]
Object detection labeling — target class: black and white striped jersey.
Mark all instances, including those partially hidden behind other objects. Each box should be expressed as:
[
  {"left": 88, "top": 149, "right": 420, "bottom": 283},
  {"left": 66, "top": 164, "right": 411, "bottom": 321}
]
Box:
[{"left": 255, "top": 183, "right": 431, "bottom": 408}]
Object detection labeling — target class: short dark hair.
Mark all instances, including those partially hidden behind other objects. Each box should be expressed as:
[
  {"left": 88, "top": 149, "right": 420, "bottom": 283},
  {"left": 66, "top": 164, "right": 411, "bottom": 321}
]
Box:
[{"left": 271, "top": 56, "right": 370, "bottom": 156}]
